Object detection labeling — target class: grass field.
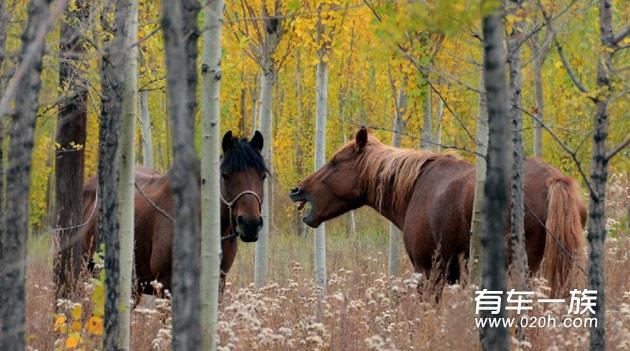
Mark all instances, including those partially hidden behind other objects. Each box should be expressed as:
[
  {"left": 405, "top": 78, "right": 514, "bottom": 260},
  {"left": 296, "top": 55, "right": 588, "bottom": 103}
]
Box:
[{"left": 26, "top": 175, "right": 629, "bottom": 350}]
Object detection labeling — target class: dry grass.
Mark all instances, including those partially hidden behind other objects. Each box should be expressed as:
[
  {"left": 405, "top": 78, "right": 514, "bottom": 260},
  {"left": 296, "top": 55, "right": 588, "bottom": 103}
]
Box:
[{"left": 26, "top": 176, "right": 630, "bottom": 350}]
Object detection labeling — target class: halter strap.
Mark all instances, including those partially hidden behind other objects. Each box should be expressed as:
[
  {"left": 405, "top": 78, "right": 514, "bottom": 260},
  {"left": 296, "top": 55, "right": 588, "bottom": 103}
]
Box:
[{"left": 220, "top": 190, "right": 262, "bottom": 240}]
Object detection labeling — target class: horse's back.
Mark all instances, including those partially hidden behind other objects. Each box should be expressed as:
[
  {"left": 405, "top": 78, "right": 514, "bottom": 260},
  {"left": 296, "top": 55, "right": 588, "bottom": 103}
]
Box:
[
  {"left": 403, "top": 155, "right": 585, "bottom": 278},
  {"left": 80, "top": 167, "right": 165, "bottom": 254}
]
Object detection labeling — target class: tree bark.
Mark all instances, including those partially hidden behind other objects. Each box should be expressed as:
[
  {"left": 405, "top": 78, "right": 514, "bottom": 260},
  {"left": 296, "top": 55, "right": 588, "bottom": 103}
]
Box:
[
  {"left": 139, "top": 90, "right": 153, "bottom": 167},
  {"left": 54, "top": 0, "right": 89, "bottom": 299},
  {"left": 479, "top": 11, "right": 510, "bottom": 350},
  {"left": 468, "top": 70, "right": 487, "bottom": 285},
  {"left": 0, "top": 0, "right": 10, "bottom": 313},
  {"left": 421, "top": 88, "right": 432, "bottom": 149},
  {"left": 435, "top": 97, "right": 444, "bottom": 150},
  {"left": 0, "top": 0, "right": 50, "bottom": 347},
  {"left": 293, "top": 49, "right": 306, "bottom": 237},
  {"left": 507, "top": 3, "right": 528, "bottom": 288},
  {"left": 200, "top": 0, "right": 223, "bottom": 349},
  {"left": 117, "top": 0, "right": 138, "bottom": 347},
  {"left": 531, "top": 41, "right": 547, "bottom": 158},
  {"left": 254, "top": 12, "right": 280, "bottom": 288},
  {"left": 162, "top": 0, "right": 202, "bottom": 348},
  {"left": 98, "top": 0, "right": 129, "bottom": 349},
  {"left": 314, "top": 58, "right": 328, "bottom": 291},
  {"left": 588, "top": 1, "right": 614, "bottom": 348},
  {"left": 388, "top": 88, "right": 406, "bottom": 277}
]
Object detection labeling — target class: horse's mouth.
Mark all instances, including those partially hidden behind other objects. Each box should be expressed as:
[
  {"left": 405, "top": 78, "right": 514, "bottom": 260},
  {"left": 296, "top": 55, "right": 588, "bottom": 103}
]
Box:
[
  {"left": 290, "top": 189, "right": 320, "bottom": 227},
  {"left": 297, "top": 201, "right": 319, "bottom": 228}
]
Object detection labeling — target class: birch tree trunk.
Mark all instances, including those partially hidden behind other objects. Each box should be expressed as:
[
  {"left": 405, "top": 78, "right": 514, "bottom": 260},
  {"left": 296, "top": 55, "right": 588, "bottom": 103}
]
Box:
[
  {"left": 0, "top": 0, "right": 49, "bottom": 347},
  {"left": 0, "top": 0, "right": 6, "bottom": 312},
  {"left": 588, "top": 1, "right": 615, "bottom": 348},
  {"left": 435, "top": 97, "right": 444, "bottom": 150},
  {"left": 388, "top": 88, "right": 406, "bottom": 277},
  {"left": 255, "top": 70, "right": 273, "bottom": 287},
  {"left": 116, "top": 0, "right": 138, "bottom": 347},
  {"left": 468, "top": 71, "right": 487, "bottom": 284},
  {"left": 254, "top": 14, "right": 280, "bottom": 288},
  {"left": 293, "top": 49, "right": 306, "bottom": 236},
  {"left": 421, "top": 88, "right": 432, "bottom": 149},
  {"left": 314, "top": 58, "right": 328, "bottom": 290},
  {"left": 478, "top": 11, "right": 510, "bottom": 349},
  {"left": 53, "top": 0, "right": 89, "bottom": 299},
  {"left": 98, "top": 0, "right": 129, "bottom": 349},
  {"left": 162, "top": 0, "right": 202, "bottom": 348},
  {"left": 200, "top": 0, "right": 223, "bottom": 349},
  {"left": 507, "top": 5, "right": 528, "bottom": 288},
  {"left": 139, "top": 90, "right": 153, "bottom": 167},
  {"left": 532, "top": 47, "right": 545, "bottom": 158}
]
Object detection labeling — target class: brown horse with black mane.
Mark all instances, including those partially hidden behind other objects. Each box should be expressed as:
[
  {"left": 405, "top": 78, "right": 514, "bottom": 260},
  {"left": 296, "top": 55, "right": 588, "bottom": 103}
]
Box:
[
  {"left": 291, "top": 127, "right": 586, "bottom": 296},
  {"left": 80, "top": 131, "right": 267, "bottom": 297}
]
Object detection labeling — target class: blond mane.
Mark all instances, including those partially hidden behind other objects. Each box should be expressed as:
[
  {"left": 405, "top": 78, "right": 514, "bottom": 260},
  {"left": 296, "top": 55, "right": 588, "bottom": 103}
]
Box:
[{"left": 354, "top": 136, "right": 448, "bottom": 213}]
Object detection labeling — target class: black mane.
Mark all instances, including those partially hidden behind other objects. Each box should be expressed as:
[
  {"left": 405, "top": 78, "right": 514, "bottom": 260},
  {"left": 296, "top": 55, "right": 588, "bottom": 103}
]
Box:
[{"left": 221, "top": 138, "right": 268, "bottom": 174}]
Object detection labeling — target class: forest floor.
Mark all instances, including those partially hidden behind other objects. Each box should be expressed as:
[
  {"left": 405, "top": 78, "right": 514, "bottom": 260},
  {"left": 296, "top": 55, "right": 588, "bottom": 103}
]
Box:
[{"left": 26, "top": 174, "right": 629, "bottom": 351}]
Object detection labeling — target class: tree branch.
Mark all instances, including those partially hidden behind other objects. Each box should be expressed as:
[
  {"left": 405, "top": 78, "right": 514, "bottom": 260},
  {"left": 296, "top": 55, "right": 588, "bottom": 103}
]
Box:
[
  {"left": 536, "top": 0, "right": 591, "bottom": 97},
  {"left": 517, "top": 105, "right": 595, "bottom": 197},
  {"left": 613, "top": 24, "right": 630, "bottom": 45},
  {"left": 605, "top": 137, "right": 630, "bottom": 161}
]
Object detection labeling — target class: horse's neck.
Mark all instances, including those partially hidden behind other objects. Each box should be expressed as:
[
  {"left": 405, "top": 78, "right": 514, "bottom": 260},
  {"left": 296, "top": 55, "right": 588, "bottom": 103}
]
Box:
[
  {"left": 361, "top": 170, "right": 408, "bottom": 230},
  {"left": 365, "top": 192, "right": 407, "bottom": 230},
  {"left": 358, "top": 146, "right": 437, "bottom": 230}
]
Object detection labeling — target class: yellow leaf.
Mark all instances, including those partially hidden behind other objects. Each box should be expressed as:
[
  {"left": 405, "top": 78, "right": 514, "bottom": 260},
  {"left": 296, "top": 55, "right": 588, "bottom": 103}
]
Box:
[
  {"left": 53, "top": 314, "right": 67, "bottom": 334},
  {"left": 87, "top": 316, "right": 104, "bottom": 336},
  {"left": 71, "top": 321, "right": 82, "bottom": 332},
  {"left": 92, "top": 283, "right": 105, "bottom": 317},
  {"left": 71, "top": 304, "right": 82, "bottom": 320},
  {"left": 66, "top": 333, "right": 81, "bottom": 349}
]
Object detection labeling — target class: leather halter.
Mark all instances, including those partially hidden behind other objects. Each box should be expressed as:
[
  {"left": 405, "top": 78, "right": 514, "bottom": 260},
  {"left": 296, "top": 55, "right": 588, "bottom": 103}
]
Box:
[{"left": 220, "top": 190, "right": 262, "bottom": 240}]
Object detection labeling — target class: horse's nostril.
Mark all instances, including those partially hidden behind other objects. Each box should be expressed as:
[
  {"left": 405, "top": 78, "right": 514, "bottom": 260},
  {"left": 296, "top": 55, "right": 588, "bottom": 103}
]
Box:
[{"left": 237, "top": 215, "right": 244, "bottom": 224}]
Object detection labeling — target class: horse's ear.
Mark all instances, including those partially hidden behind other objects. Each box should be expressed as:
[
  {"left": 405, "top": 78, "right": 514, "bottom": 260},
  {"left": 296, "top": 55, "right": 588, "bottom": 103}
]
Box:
[
  {"left": 355, "top": 127, "right": 368, "bottom": 151},
  {"left": 222, "top": 131, "right": 235, "bottom": 153},
  {"left": 250, "top": 130, "right": 264, "bottom": 152}
]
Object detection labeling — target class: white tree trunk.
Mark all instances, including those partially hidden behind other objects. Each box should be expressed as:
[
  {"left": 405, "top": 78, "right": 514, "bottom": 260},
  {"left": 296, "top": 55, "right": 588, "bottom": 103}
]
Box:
[
  {"left": 118, "top": 0, "right": 137, "bottom": 347},
  {"left": 314, "top": 59, "right": 328, "bottom": 290},
  {"left": 139, "top": 90, "right": 153, "bottom": 167},
  {"left": 507, "top": 14, "right": 528, "bottom": 289},
  {"left": 532, "top": 54, "right": 544, "bottom": 158},
  {"left": 435, "top": 97, "right": 444, "bottom": 150},
  {"left": 421, "top": 88, "right": 432, "bottom": 149},
  {"left": 469, "top": 69, "right": 488, "bottom": 283},
  {"left": 388, "top": 88, "right": 406, "bottom": 277},
  {"left": 200, "top": 0, "right": 223, "bottom": 348},
  {"left": 254, "top": 70, "right": 274, "bottom": 288}
]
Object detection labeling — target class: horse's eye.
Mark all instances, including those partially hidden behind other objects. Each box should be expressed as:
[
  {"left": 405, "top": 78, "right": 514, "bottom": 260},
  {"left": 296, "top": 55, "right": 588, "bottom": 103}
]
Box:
[
  {"left": 221, "top": 173, "right": 229, "bottom": 180},
  {"left": 330, "top": 158, "right": 337, "bottom": 166},
  {"left": 262, "top": 174, "right": 267, "bottom": 181}
]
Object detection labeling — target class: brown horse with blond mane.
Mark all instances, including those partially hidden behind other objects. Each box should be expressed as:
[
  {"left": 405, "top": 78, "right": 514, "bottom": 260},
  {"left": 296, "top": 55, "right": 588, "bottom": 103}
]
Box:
[
  {"left": 80, "top": 131, "right": 267, "bottom": 298},
  {"left": 290, "top": 127, "right": 586, "bottom": 296}
]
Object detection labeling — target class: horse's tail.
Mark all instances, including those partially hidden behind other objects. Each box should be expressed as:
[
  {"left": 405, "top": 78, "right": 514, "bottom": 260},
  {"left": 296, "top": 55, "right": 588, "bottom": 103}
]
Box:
[{"left": 542, "top": 176, "right": 586, "bottom": 297}]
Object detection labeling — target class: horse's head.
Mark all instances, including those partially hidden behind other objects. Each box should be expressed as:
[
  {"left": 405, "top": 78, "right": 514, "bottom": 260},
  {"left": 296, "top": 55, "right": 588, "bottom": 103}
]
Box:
[
  {"left": 290, "top": 127, "right": 370, "bottom": 228},
  {"left": 221, "top": 130, "right": 267, "bottom": 242}
]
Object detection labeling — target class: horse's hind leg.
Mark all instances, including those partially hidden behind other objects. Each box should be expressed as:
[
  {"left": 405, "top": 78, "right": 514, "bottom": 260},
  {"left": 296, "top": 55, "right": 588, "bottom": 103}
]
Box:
[{"left": 447, "top": 256, "right": 460, "bottom": 284}]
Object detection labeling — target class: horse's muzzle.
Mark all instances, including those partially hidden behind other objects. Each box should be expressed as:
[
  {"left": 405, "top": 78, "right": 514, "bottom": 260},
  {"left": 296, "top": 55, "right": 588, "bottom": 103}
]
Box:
[
  {"left": 237, "top": 216, "right": 263, "bottom": 242},
  {"left": 289, "top": 187, "right": 307, "bottom": 209}
]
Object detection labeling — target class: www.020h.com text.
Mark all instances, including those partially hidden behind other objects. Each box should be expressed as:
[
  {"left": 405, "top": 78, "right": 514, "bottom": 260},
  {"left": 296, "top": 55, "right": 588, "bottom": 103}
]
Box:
[{"left": 475, "top": 315, "right": 598, "bottom": 329}]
